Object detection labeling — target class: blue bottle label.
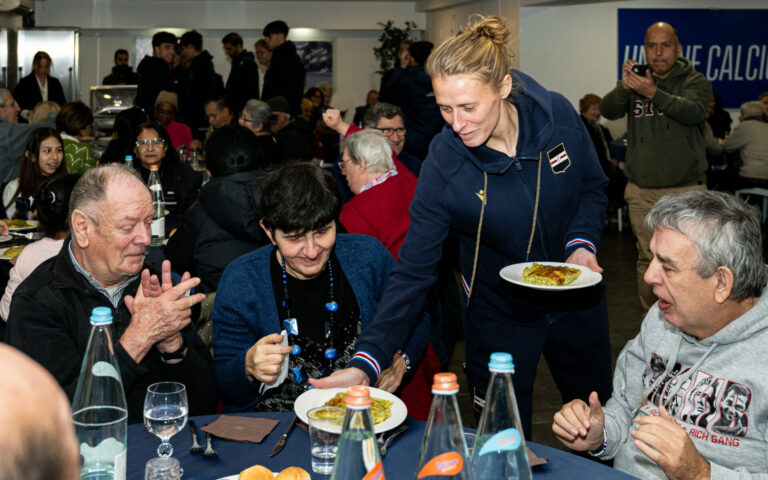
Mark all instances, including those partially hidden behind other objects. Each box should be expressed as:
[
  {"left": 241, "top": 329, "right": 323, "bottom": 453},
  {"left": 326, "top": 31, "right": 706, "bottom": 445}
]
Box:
[{"left": 477, "top": 428, "right": 522, "bottom": 456}]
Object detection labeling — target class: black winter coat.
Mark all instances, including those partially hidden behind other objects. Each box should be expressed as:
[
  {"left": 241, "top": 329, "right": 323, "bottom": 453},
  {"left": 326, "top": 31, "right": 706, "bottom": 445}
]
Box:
[
  {"left": 261, "top": 41, "right": 305, "bottom": 117},
  {"left": 165, "top": 170, "right": 269, "bottom": 293},
  {"left": 5, "top": 238, "right": 218, "bottom": 423},
  {"left": 225, "top": 50, "right": 260, "bottom": 113},
  {"left": 180, "top": 51, "right": 223, "bottom": 139},
  {"left": 136, "top": 56, "right": 174, "bottom": 118}
]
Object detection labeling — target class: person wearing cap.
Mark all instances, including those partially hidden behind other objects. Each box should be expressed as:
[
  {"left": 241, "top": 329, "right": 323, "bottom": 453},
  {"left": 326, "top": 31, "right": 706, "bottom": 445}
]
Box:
[
  {"left": 136, "top": 31, "right": 177, "bottom": 118},
  {"left": 211, "top": 162, "right": 429, "bottom": 413},
  {"left": 261, "top": 20, "right": 305, "bottom": 117},
  {"left": 6, "top": 164, "right": 217, "bottom": 423},
  {"left": 154, "top": 90, "right": 194, "bottom": 156}
]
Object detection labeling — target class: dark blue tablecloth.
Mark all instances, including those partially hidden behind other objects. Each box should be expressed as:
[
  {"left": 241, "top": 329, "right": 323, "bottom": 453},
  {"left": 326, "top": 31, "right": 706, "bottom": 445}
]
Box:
[{"left": 127, "top": 412, "right": 639, "bottom": 479}]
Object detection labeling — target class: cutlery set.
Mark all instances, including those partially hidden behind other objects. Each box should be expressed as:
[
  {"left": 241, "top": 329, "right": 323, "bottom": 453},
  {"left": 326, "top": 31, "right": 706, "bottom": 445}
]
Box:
[{"left": 188, "top": 420, "right": 217, "bottom": 459}]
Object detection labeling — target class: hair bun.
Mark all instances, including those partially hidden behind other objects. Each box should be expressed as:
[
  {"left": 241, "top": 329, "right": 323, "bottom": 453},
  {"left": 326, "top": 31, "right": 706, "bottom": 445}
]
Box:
[{"left": 467, "top": 15, "right": 510, "bottom": 46}]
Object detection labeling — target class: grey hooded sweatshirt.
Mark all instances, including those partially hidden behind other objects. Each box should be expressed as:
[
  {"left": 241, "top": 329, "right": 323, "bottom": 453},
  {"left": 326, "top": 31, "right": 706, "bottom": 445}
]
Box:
[{"left": 603, "top": 286, "right": 768, "bottom": 479}]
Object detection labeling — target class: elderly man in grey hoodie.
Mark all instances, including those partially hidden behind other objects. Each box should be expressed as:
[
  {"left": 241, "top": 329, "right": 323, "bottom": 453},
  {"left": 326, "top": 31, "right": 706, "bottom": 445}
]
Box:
[{"left": 553, "top": 190, "right": 768, "bottom": 480}]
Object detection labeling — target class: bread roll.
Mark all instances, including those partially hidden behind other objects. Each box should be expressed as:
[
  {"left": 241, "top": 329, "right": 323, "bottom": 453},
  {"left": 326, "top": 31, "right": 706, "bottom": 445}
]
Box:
[
  {"left": 238, "top": 465, "right": 275, "bottom": 480},
  {"left": 276, "top": 466, "right": 311, "bottom": 480}
]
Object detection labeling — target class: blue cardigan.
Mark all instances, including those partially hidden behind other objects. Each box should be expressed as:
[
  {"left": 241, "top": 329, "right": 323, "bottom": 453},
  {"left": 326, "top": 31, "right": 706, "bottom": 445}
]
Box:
[{"left": 212, "top": 234, "right": 429, "bottom": 411}]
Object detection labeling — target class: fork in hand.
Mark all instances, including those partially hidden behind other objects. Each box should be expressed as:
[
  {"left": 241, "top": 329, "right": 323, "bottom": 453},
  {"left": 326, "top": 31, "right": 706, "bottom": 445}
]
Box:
[
  {"left": 188, "top": 420, "right": 203, "bottom": 454},
  {"left": 203, "top": 432, "right": 218, "bottom": 459}
]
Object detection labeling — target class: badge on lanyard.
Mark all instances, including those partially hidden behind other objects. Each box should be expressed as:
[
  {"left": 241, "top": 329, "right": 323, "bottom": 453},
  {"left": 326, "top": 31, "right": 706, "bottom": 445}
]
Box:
[{"left": 547, "top": 143, "right": 571, "bottom": 174}]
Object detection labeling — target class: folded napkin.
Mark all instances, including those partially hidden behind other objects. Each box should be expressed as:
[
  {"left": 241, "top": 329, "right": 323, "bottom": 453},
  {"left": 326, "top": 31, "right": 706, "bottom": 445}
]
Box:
[
  {"left": 527, "top": 446, "right": 547, "bottom": 466},
  {"left": 201, "top": 415, "right": 280, "bottom": 443}
]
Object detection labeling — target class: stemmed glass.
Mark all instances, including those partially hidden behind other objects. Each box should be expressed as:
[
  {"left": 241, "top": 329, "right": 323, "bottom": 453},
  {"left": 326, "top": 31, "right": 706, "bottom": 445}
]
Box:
[{"left": 144, "top": 382, "right": 189, "bottom": 457}]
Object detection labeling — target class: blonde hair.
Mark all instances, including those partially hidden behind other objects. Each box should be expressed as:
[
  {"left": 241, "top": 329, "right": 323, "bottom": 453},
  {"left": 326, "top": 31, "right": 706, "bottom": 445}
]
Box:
[
  {"left": 426, "top": 15, "right": 516, "bottom": 92},
  {"left": 29, "top": 101, "right": 60, "bottom": 124}
]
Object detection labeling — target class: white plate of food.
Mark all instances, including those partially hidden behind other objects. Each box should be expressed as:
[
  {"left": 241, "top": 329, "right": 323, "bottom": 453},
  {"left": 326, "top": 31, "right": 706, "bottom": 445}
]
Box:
[
  {"left": 219, "top": 466, "right": 310, "bottom": 480},
  {"left": 0, "top": 235, "right": 11, "bottom": 243},
  {"left": 500, "top": 261, "right": 602, "bottom": 291},
  {"left": 294, "top": 386, "right": 407, "bottom": 434},
  {"left": 2, "top": 219, "right": 38, "bottom": 231},
  {"left": 0, "top": 245, "right": 26, "bottom": 260}
]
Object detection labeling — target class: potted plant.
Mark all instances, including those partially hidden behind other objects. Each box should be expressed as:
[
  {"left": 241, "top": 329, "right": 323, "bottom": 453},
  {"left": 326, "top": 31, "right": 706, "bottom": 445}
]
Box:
[{"left": 373, "top": 20, "right": 417, "bottom": 73}]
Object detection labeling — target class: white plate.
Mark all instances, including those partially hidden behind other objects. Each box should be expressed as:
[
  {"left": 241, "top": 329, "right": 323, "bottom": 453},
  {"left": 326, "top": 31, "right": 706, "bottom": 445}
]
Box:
[
  {"left": 294, "top": 386, "right": 407, "bottom": 434},
  {"left": 499, "top": 261, "right": 602, "bottom": 291},
  {"left": 4, "top": 219, "right": 38, "bottom": 231},
  {"left": 218, "top": 474, "right": 276, "bottom": 480},
  {"left": 0, "top": 235, "right": 11, "bottom": 242},
  {"left": 0, "top": 245, "right": 25, "bottom": 260}
]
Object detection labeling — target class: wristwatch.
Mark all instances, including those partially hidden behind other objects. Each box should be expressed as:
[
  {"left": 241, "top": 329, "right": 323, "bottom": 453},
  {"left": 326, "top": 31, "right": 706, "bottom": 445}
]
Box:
[
  {"left": 396, "top": 349, "right": 412, "bottom": 373},
  {"left": 160, "top": 336, "right": 188, "bottom": 362}
]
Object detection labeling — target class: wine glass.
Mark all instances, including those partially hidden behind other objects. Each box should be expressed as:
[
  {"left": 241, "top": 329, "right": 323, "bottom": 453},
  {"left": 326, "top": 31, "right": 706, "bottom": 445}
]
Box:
[{"left": 144, "top": 382, "right": 189, "bottom": 457}]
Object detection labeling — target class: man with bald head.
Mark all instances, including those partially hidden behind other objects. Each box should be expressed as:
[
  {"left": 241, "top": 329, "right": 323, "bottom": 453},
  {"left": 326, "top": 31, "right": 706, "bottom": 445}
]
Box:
[
  {"left": 601, "top": 21, "right": 712, "bottom": 311},
  {"left": 0, "top": 344, "right": 79, "bottom": 480},
  {"left": 6, "top": 164, "right": 217, "bottom": 423}
]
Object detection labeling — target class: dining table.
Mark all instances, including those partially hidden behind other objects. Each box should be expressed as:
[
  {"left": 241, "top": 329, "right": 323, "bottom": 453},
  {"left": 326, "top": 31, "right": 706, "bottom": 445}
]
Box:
[{"left": 127, "top": 412, "right": 640, "bottom": 479}]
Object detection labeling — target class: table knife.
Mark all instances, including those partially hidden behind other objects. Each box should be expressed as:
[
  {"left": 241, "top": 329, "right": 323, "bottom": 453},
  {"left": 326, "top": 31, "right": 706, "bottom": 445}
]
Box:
[{"left": 269, "top": 414, "right": 299, "bottom": 457}]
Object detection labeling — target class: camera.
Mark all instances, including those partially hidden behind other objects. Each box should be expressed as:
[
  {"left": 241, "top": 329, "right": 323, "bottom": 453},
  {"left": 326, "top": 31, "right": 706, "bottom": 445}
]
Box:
[{"left": 632, "top": 64, "right": 650, "bottom": 76}]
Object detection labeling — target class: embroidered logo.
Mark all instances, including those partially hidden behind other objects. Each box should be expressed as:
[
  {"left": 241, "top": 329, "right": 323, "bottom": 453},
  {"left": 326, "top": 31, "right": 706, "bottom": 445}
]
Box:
[
  {"left": 547, "top": 143, "right": 570, "bottom": 174},
  {"left": 475, "top": 189, "right": 487, "bottom": 205}
]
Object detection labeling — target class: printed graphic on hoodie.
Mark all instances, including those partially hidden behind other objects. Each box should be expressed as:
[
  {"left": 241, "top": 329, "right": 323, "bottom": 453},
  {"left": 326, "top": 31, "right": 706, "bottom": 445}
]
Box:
[{"left": 642, "top": 353, "right": 751, "bottom": 439}]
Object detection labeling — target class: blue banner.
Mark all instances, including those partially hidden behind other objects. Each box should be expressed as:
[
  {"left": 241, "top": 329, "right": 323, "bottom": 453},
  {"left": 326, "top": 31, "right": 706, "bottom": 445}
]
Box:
[{"left": 618, "top": 9, "right": 768, "bottom": 108}]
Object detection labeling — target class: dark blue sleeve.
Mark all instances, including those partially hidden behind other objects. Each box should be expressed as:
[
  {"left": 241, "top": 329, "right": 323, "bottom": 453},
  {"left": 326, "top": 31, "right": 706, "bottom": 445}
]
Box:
[{"left": 349, "top": 145, "right": 452, "bottom": 383}]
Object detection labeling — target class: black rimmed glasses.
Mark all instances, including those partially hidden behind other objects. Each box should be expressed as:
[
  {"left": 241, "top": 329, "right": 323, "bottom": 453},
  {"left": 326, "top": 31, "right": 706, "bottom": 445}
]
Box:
[{"left": 376, "top": 127, "right": 407, "bottom": 137}]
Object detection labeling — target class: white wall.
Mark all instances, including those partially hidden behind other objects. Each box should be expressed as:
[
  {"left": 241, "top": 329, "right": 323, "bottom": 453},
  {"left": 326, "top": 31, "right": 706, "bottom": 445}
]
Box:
[
  {"left": 519, "top": 0, "right": 768, "bottom": 137},
  {"left": 34, "top": 0, "right": 426, "bottom": 114}
]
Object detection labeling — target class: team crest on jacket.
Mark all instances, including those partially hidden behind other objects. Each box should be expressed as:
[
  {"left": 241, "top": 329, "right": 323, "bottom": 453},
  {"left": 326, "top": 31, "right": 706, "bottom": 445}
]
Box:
[{"left": 547, "top": 143, "right": 570, "bottom": 174}]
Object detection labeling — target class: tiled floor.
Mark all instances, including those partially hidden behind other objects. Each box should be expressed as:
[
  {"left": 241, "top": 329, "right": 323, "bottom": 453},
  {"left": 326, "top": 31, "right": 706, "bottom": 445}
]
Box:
[{"left": 450, "top": 220, "right": 644, "bottom": 451}]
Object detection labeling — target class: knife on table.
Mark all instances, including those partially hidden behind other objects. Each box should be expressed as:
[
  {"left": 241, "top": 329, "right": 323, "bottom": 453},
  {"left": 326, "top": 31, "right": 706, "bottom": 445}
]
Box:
[{"left": 269, "top": 414, "right": 299, "bottom": 457}]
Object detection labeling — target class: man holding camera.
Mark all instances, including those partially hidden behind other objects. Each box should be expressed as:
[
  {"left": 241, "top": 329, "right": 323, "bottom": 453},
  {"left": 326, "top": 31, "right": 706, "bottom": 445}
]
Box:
[{"left": 601, "top": 21, "right": 712, "bottom": 311}]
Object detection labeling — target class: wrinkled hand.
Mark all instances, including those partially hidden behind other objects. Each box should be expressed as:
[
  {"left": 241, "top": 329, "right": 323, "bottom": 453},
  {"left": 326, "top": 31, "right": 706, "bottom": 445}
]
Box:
[
  {"left": 553, "top": 391, "right": 606, "bottom": 452},
  {"left": 309, "top": 367, "right": 370, "bottom": 389},
  {"left": 120, "top": 276, "right": 204, "bottom": 363},
  {"left": 0, "top": 221, "right": 8, "bottom": 236},
  {"left": 125, "top": 260, "right": 192, "bottom": 309},
  {"left": 375, "top": 354, "right": 406, "bottom": 392},
  {"left": 631, "top": 405, "right": 711, "bottom": 480},
  {"left": 245, "top": 333, "right": 293, "bottom": 384},
  {"left": 621, "top": 61, "right": 657, "bottom": 99},
  {"left": 322, "top": 108, "right": 349, "bottom": 136},
  {"left": 566, "top": 247, "right": 603, "bottom": 273}
]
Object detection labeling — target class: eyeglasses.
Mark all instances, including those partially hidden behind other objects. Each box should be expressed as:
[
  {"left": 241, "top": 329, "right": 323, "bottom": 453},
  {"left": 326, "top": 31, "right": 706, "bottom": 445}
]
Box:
[
  {"left": 135, "top": 138, "right": 165, "bottom": 148},
  {"left": 338, "top": 158, "right": 353, "bottom": 172},
  {"left": 376, "top": 127, "right": 407, "bottom": 137},
  {"left": 240, "top": 114, "right": 255, "bottom": 123}
]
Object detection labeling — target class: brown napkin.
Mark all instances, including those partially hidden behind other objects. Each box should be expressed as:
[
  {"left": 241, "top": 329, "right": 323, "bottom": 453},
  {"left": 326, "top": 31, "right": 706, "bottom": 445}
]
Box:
[
  {"left": 201, "top": 415, "right": 280, "bottom": 443},
  {"left": 527, "top": 446, "right": 548, "bottom": 466}
]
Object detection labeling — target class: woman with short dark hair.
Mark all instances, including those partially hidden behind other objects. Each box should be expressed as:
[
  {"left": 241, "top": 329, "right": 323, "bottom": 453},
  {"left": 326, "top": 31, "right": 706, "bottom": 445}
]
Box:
[
  {"left": 211, "top": 162, "right": 429, "bottom": 412},
  {"left": 55, "top": 101, "right": 95, "bottom": 173},
  {"left": 166, "top": 125, "right": 269, "bottom": 293}
]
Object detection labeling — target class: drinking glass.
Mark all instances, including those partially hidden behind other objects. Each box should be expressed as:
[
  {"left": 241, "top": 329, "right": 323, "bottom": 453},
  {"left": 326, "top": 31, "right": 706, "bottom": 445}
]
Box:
[
  {"left": 308, "top": 406, "right": 344, "bottom": 474},
  {"left": 144, "top": 382, "right": 189, "bottom": 457},
  {"left": 145, "top": 456, "right": 182, "bottom": 480}
]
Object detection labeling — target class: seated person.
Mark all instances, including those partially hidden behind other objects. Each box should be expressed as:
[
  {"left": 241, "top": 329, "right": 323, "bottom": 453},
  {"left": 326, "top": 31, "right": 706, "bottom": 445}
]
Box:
[
  {"left": 338, "top": 129, "right": 415, "bottom": 259},
  {"left": 28, "top": 100, "right": 61, "bottom": 125},
  {"left": 0, "top": 344, "right": 79, "bottom": 480},
  {"left": 212, "top": 162, "right": 429, "bottom": 412},
  {"left": 553, "top": 190, "right": 768, "bottom": 479},
  {"left": 0, "top": 173, "right": 79, "bottom": 321},
  {"left": 3, "top": 127, "right": 67, "bottom": 218},
  {"left": 166, "top": 125, "right": 270, "bottom": 294},
  {"left": 131, "top": 122, "right": 202, "bottom": 214},
  {"left": 239, "top": 99, "right": 283, "bottom": 167},
  {"left": 55, "top": 101, "right": 95, "bottom": 173},
  {"left": 717, "top": 101, "right": 768, "bottom": 189},
  {"left": 0, "top": 89, "right": 57, "bottom": 183},
  {"left": 5, "top": 164, "right": 217, "bottom": 423},
  {"left": 154, "top": 90, "right": 193, "bottom": 156},
  {"left": 101, "top": 107, "right": 148, "bottom": 165}
]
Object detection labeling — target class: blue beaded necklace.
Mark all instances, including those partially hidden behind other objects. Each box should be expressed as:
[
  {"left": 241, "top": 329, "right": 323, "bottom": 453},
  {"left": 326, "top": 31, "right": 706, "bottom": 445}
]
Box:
[{"left": 281, "top": 255, "right": 339, "bottom": 383}]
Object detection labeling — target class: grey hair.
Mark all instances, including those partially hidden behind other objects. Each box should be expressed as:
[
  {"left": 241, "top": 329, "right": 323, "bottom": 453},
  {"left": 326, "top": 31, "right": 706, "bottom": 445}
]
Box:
[
  {"left": 741, "top": 100, "right": 767, "bottom": 118},
  {"left": 0, "top": 89, "right": 10, "bottom": 107},
  {"left": 644, "top": 190, "right": 768, "bottom": 300},
  {"left": 315, "top": 81, "right": 333, "bottom": 94},
  {"left": 242, "top": 99, "right": 272, "bottom": 129},
  {"left": 69, "top": 164, "right": 143, "bottom": 223},
  {"left": 363, "top": 102, "right": 403, "bottom": 128},
  {"left": 342, "top": 130, "right": 393, "bottom": 175}
]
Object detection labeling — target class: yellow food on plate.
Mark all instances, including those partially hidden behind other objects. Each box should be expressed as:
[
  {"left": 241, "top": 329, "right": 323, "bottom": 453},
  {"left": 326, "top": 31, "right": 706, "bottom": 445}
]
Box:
[
  {"left": 323, "top": 392, "right": 393, "bottom": 424},
  {"left": 238, "top": 465, "right": 274, "bottom": 480},
  {"left": 521, "top": 263, "right": 581, "bottom": 286},
  {"left": 2, "top": 219, "right": 32, "bottom": 229},
  {"left": 308, "top": 406, "right": 345, "bottom": 421},
  {"left": 1, "top": 245, "right": 25, "bottom": 259},
  {"left": 276, "top": 466, "right": 311, "bottom": 480}
]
